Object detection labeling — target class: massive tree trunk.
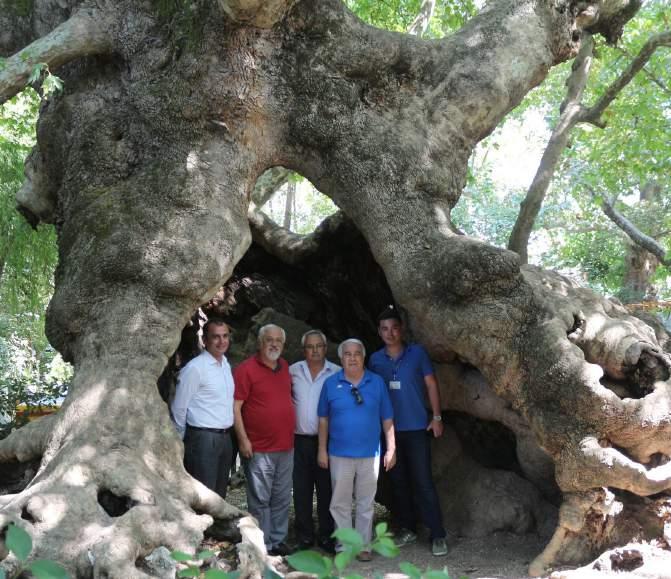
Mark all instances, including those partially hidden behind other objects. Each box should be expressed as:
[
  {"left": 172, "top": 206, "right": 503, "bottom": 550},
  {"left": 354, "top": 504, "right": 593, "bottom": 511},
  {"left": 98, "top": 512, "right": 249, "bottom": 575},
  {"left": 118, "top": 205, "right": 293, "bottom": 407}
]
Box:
[{"left": 2, "top": 0, "right": 669, "bottom": 577}]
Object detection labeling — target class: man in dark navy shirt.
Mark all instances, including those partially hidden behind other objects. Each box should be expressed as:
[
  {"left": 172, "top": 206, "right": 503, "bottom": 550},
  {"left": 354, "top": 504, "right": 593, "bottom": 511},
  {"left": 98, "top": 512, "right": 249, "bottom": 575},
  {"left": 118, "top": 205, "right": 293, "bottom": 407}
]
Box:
[{"left": 368, "top": 307, "right": 448, "bottom": 556}]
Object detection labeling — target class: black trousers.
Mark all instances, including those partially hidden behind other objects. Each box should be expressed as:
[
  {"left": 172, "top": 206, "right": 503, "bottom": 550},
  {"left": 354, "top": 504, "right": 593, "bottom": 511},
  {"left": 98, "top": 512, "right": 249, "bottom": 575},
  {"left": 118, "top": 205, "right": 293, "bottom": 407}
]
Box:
[
  {"left": 292, "top": 434, "right": 334, "bottom": 543},
  {"left": 184, "top": 426, "right": 233, "bottom": 499}
]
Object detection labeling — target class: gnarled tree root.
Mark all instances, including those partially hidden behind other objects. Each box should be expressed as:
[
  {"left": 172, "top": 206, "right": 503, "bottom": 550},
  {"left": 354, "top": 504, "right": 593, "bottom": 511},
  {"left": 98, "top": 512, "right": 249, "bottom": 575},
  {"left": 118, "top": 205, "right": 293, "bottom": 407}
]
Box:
[{"left": 0, "top": 411, "right": 264, "bottom": 578}]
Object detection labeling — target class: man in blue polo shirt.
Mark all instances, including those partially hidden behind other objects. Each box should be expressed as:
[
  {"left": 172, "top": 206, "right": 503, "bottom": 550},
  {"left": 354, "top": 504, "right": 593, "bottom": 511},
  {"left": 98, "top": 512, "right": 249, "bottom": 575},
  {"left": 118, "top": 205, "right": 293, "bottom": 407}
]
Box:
[
  {"left": 317, "top": 338, "right": 396, "bottom": 562},
  {"left": 368, "top": 306, "right": 448, "bottom": 556}
]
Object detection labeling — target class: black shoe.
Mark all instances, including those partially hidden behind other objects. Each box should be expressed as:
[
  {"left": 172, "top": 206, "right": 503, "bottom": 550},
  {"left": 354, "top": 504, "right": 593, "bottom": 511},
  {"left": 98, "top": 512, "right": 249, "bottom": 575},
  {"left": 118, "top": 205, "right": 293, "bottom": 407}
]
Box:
[
  {"left": 296, "top": 538, "right": 314, "bottom": 551},
  {"left": 269, "top": 542, "right": 294, "bottom": 556},
  {"left": 317, "top": 538, "right": 336, "bottom": 554}
]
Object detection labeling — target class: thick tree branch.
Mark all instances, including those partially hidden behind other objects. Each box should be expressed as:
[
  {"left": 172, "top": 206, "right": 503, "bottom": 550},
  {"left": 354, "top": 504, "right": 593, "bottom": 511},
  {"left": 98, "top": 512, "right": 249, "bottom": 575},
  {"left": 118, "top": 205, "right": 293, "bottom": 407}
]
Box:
[
  {"left": 250, "top": 167, "right": 291, "bottom": 208},
  {"left": 248, "top": 207, "right": 345, "bottom": 265},
  {"left": 580, "top": 30, "right": 671, "bottom": 127},
  {"left": 0, "top": 9, "right": 113, "bottom": 105},
  {"left": 596, "top": 193, "right": 671, "bottom": 266},
  {"left": 507, "top": 35, "right": 594, "bottom": 263}
]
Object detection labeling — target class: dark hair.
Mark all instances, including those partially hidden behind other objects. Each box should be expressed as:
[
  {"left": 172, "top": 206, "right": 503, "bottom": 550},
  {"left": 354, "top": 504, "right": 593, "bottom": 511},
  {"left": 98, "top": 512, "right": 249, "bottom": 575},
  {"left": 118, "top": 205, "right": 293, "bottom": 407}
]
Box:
[
  {"left": 377, "top": 305, "right": 402, "bottom": 325},
  {"left": 203, "top": 317, "right": 229, "bottom": 340}
]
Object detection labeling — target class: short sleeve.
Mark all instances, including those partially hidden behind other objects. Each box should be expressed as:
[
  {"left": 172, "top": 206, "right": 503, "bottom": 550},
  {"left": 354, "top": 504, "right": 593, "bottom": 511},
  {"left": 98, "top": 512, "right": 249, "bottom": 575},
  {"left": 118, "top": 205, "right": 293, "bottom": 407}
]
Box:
[
  {"left": 418, "top": 345, "right": 435, "bottom": 377},
  {"left": 378, "top": 377, "right": 394, "bottom": 421},
  {"left": 317, "top": 380, "right": 330, "bottom": 417},
  {"left": 233, "top": 362, "right": 251, "bottom": 401}
]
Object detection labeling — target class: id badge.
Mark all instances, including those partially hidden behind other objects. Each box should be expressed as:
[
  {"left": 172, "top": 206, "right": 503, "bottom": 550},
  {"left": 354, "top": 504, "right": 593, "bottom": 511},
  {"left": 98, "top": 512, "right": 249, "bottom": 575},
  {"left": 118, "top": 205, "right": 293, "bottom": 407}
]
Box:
[{"left": 390, "top": 380, "right": 401, "bottom": 390}]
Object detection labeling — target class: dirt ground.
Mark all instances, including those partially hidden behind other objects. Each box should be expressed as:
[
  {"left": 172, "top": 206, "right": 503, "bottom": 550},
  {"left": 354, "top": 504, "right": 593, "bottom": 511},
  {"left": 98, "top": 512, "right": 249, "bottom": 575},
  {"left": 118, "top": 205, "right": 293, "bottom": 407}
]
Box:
[{"left": 224, "top": 479, "right": 550, "bottom": 579}]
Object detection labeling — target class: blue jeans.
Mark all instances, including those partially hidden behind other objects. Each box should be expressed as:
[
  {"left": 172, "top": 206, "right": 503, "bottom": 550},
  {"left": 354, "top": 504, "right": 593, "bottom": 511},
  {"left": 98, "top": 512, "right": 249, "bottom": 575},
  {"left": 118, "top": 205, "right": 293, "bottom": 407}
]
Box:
[{"left": 389, "top": 429, "right": 446, "bottom": 539}]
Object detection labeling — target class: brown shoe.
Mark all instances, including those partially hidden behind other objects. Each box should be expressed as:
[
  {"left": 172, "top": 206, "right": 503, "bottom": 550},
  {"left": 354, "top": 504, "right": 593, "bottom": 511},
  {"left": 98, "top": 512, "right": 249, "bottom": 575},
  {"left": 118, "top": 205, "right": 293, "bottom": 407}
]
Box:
[{"left": 356, "top": 550, "right": 372, "bottom": 562}]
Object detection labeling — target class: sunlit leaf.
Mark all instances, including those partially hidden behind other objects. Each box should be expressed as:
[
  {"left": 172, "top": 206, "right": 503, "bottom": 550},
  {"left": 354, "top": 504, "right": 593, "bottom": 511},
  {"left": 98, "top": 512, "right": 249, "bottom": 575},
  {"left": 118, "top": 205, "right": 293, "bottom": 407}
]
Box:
[
  {"left": 6, "top": 523, "right": 32, "bottom": 561},
  {"left": 286, "top": 550, "right": 329, "bottom": 574},
  {"left": 28, "top": 559, "right": 70, "bottom": 579}
]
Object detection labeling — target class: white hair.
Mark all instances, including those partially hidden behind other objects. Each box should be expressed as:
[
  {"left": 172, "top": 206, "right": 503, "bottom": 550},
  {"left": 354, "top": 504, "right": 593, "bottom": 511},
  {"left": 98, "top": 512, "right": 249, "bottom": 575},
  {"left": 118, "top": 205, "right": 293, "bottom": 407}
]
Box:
[
  {"left": 301, "top": 329, "right": 327, "bottom": 347},
  {"left": 257, "top": 324, "right": 286, "bottom": 344},
  {"left": 337, "top": 338, "right": 366, "bottom": 359}
]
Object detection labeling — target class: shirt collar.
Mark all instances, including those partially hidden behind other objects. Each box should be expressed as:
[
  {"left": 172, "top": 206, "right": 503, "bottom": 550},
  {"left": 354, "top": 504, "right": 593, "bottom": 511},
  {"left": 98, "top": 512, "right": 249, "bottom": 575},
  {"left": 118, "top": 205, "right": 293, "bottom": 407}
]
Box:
[{"left": 203, "top": 350, "right": 227, "bottom": 366}]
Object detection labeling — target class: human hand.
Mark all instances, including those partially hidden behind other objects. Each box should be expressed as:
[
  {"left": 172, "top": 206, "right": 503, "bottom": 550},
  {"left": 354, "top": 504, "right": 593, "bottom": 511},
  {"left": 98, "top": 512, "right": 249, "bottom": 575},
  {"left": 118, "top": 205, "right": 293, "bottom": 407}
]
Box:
[
  {"left": 239, "top": 438, "right": 253, "bottom": 459},
  {"left": 427, "top": 419, "right": 444, "bottom": 438},
  {"left": 384, "top": 449, "right": 396, "bottom": 471},
  {"left": 318, "top": 449, "right": 329, "bottom": 469}
]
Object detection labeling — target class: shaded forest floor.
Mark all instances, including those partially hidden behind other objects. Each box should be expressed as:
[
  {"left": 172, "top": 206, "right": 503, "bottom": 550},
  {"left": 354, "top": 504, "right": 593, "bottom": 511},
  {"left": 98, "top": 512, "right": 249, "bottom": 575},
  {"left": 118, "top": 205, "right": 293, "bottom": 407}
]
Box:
[{"left": 223, "top": 477, "right": 548, "bottom": 578}]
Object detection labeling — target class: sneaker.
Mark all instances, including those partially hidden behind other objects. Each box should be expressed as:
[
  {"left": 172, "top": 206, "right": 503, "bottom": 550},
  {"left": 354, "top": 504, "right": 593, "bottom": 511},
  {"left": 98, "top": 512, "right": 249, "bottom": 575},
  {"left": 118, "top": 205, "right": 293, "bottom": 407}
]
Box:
[
  {"left": 394, "top": 529, "right": 418, "bottom": 547},
  {"left": 432, "top": 537, "right": 448, "bottom": 556},
  {"left": 356, "top": 550, "right": 373, "bottom": 562}
]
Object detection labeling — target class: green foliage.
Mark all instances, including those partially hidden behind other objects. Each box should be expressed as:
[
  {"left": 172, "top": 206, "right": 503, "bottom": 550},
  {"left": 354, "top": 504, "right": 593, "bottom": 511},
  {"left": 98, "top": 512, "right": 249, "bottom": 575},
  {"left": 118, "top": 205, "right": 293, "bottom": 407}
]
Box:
[
  {"left": 1, "top": 523, "right": 69, "bottom": 578},
  {"left": 0, "top": 90, "right": 69, "bottom": 439},
  {"left": 346, "top": 0, "right": 477, "bottom": 37},
  {"left": 288, "top": 524, "right": 452, "bottom": 579},
  {"left": 264, "top": 175, "right": 339, "bottom": 234}
]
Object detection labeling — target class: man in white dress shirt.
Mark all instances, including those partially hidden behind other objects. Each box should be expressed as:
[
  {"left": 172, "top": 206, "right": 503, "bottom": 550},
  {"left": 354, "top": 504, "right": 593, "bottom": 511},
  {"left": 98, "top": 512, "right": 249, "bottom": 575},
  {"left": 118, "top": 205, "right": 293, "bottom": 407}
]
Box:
[
  {"left": 290, "top": 330, "right": 340, "bottom": 552},
  {"left": 171, "top": 318, "right": 235, "bottom": 498}
]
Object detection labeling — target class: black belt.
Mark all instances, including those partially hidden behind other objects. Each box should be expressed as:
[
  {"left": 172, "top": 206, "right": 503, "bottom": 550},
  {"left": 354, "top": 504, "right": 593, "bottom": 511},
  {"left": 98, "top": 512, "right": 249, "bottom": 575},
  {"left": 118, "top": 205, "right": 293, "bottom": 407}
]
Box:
[
  {"left": 295, "top": 433, "right": 318, "bottom": 439},
  {"left": 187, "top": 425, "right": 231, "bottom": 434}
]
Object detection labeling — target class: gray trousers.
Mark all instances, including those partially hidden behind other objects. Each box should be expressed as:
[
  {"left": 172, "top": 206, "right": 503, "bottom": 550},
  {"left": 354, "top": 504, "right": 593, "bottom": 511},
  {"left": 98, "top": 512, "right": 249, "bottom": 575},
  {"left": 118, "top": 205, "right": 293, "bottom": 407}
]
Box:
[
  {"left": 243, "top": 450, "right": 294, "bottom": 549},
  {"left": 183, "top": 426, "right": 233, "bottom": 499},
  {"left": 329, "top": 456, "right": 379, "bottom": 546}
]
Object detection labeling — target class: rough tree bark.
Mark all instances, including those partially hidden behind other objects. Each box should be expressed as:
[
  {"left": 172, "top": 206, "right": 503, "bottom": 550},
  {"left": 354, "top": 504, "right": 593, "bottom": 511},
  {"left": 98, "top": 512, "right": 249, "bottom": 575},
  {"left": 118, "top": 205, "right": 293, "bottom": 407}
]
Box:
[{"left": 1, "top": 0, "right": 669, "bottom": 577}]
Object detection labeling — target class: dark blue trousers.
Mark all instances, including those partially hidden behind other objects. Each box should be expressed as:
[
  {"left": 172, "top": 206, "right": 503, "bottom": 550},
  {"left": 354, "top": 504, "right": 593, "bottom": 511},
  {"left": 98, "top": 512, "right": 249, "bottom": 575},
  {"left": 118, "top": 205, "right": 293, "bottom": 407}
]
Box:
[{"left": 389, "top": 429, "right": 446, "bottom": 539}]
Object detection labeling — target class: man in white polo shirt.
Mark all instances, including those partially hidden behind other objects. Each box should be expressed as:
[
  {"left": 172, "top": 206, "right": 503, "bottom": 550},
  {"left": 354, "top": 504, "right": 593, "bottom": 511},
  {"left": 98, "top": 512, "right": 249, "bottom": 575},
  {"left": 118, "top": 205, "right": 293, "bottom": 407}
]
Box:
[
  {"left": 171, "top": 318, "right": 235, "bottom": 498},
  {"left": 290, "top": 330, "right": 339, "bottom": 553}
]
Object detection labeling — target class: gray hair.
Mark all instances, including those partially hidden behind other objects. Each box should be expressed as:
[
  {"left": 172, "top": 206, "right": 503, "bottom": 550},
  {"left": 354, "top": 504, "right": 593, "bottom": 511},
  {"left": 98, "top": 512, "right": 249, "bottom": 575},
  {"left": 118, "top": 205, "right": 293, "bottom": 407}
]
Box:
[
  {"left": 301, "top": 329, "right": 327, "bottom": 348},
  {"left": 257, "top": 324, "right": 286, "bottom": 344},
  {"left": 337, "top": 338, "right": 366, "bottom": 359}
]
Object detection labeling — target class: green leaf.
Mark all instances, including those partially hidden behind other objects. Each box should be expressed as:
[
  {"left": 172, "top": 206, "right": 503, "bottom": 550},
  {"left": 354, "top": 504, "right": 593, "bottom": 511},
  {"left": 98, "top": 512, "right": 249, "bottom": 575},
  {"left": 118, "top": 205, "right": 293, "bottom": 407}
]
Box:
[
  {"left": 197, "top": 549, "right": 216, "bottom": 560},
  {"left": 27, "top": 63, "right": 44, "bottom": 84},
  {"left": 204, "top": 570, "right": 229, "bottom": 579},
  {"left": 42, "top": 75, "right": 64, "bottom": 97},
  {"left": 332, "top": 528, "right": 363, "bottom": 550},
  {"left": 286, "top": 550, "right": 329, "bottom": 574},
  {"left": 371, "top": 538, "right": 398, "bottom": 558},
  {"left": 343, "top": 574, "right": 365, "bottom": 579},
  {"left": 374, "top": 522, "right": 388, "bottom": 537},
  {"left": 423, "top": 569, "right": 451, "bottom": 579},
  {"left": 334, "top": 550, "right": 352, "bottom": 571},
  {"left": 28, "top": 560, "right": 70, "bottom": 579},
  {"left": 170, "top": 550, "right": 193, "bottom": 562},
  {"left": 177, "top": 568, "right": 200, "bottom": 578},
  {"left": 6, "top": 523, "right": 32, "bottom": 562},
  {"left": 399, "top": 562, "right": 421, "bottom": 579}
]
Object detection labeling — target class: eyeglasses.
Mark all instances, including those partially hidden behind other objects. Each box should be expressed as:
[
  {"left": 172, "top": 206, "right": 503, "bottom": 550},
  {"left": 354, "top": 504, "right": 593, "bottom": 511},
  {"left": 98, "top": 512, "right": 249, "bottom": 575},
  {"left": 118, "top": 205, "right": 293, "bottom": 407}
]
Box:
[
  {"left": 350, "top": 387, "right": 363, "bottom": 405},
  {"left": 305, "top": 344, "right": 326, "bottom": 351}
]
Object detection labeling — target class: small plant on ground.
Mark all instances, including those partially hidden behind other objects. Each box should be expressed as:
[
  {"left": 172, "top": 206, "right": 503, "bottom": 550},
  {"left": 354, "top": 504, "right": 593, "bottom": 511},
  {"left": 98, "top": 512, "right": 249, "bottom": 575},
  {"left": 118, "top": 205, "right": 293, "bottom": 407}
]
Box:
[
  {"left": 0, "top": 523, "right": 69, "bottom": 579},
  {"left": 287, "top": 523, "right": 455, "bottom": 579}
]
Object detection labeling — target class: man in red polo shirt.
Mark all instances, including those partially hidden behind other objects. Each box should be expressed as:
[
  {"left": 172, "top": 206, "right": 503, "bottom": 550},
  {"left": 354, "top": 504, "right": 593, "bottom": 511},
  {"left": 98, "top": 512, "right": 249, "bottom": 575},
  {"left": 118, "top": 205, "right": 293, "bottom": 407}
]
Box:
[{"left": 233, "top": 324, "right": 296, "bottom": 556}]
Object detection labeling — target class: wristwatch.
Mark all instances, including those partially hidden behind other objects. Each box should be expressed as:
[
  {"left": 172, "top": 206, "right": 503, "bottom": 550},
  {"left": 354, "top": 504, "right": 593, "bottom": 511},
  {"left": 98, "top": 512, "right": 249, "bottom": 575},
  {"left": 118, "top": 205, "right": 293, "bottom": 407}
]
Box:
[{"left": 432, "top": 415, "right": 442, "bottom": 422}]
